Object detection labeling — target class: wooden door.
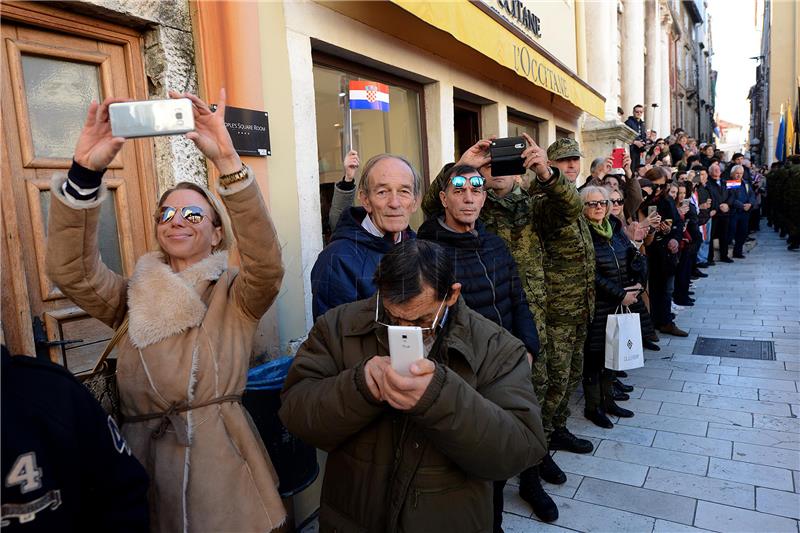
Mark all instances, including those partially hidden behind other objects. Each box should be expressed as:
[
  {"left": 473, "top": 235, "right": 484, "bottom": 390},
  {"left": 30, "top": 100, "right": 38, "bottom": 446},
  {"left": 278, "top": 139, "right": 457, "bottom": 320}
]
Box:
[{"left": 1, "top": 2, "right": 155, "bottom": 372}]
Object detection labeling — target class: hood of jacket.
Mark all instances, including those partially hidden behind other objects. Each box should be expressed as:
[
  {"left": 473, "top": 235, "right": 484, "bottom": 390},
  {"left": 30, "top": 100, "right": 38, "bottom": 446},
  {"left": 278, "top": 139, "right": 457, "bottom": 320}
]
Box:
[
  {"left": 331, "top": 206, "right": 414, "bottom": 253},
  {"left": 127, "top": 251, "right": 228, "bottom": 348},
  {"left": 416, "top": 217, "right": 486, "bottom": 251}
]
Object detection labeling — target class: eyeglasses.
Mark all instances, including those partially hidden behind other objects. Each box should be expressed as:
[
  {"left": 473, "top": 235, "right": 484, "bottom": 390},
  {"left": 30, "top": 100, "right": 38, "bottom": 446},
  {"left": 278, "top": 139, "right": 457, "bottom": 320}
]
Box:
[
  {"left": 610, "top": 199, "right": 625, "bottom": 206},
  {"left": 450, "top": 175, "right": 485, "bottom": 189},
  {"left": 156, "top": 205, "right": 208, "bottom": 225},
  {"left": 374, "top": 291, "right": 447, "bottom": 332},
  {"left": 584, "top": 200, "right": 609, "bottom": 208}
]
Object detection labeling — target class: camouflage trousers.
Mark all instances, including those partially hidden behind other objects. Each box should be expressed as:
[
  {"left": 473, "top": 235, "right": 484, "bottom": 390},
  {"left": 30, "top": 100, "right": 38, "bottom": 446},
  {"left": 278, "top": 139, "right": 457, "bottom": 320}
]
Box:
[{"left": 532, "top": 322, "right": 588, "bottom": 437}]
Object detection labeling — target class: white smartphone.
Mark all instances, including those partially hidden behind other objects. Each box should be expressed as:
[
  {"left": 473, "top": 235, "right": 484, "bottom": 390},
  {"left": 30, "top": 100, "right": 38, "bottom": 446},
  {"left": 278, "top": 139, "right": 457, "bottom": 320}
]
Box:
[
  {"left": 109, "top": 98, "right": 195, "bottom": 138},
  {"left": 387, "top": 325, "right": 424, "bottom": 376}
]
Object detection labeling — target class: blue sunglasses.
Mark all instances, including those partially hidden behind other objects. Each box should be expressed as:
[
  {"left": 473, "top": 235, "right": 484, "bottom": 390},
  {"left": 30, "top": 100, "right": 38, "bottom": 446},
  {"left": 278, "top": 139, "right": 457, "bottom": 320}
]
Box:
[{"left": 450, "top": 175, "right": 485, "bottom": 189}]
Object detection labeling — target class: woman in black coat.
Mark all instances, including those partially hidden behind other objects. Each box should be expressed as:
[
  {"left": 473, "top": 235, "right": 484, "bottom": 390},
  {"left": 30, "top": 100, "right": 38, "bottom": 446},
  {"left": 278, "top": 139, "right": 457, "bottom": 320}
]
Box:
[{"left": 581, "top": 186, "right": 640, "bottom": 428}]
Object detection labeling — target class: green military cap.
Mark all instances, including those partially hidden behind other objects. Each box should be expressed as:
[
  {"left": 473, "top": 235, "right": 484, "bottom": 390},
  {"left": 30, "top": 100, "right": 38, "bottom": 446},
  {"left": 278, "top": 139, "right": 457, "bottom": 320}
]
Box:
[{"left": 547, "top": 138, "right": 583, "bottom": 161}]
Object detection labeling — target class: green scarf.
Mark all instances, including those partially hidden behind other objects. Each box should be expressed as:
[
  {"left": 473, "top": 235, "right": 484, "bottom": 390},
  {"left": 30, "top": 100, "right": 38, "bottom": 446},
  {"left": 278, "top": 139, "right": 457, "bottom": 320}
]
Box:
[{"left": 588, "top": 217, "right": 613, "bottom": 240}]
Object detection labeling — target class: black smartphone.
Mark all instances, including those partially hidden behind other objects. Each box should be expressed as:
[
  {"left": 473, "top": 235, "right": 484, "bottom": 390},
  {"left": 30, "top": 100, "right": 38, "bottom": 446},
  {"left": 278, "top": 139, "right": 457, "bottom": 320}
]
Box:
[{"left": 490, "top": 136, "right": 526, "bottom": 177}]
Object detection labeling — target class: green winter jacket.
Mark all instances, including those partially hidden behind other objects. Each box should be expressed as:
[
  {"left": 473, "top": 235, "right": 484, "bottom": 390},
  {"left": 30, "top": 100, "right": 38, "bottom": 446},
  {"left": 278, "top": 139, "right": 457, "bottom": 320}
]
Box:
[{"left": 279, "top": 295, "right": 546, "bottom": 533}]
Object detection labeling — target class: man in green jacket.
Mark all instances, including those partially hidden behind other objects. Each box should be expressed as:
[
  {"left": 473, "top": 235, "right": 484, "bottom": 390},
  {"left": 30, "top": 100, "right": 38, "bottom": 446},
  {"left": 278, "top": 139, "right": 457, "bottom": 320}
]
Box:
[
  {"left": 280, "top": 240, "right": 546, "bottom": 533},
  {"left": 421, "top": 134, "right": 593, "bottom": 523}
]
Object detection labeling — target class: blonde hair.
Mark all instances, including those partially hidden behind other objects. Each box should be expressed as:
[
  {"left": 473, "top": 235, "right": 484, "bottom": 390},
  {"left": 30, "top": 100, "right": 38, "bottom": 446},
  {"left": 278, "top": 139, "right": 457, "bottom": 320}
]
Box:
[{"left": 154, "top": 182, "right": 234, "bottom": 254}]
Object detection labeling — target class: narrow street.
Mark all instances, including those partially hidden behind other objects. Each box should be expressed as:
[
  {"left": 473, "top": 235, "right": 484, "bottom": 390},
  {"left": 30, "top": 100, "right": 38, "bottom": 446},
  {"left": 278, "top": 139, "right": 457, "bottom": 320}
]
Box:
[{"left": 503, "top": 228, "right": 800, "bottom": 532}]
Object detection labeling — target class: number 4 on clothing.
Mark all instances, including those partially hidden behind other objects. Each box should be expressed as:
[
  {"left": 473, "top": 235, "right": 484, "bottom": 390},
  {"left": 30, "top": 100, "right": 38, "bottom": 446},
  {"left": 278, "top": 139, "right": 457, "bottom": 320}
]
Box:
[{"left": 5, "top": 453, "right": 43, "bottom": 494}]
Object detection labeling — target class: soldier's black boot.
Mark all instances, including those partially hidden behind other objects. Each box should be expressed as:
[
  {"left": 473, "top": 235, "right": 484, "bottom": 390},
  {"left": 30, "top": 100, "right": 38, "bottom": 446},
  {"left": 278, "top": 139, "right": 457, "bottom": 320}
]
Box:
[
  {"left": 583, "top": 375, "right": 613, "bottom": 428},
  {"left": 602, "top": 370, "right": 634, "bottom": 418},
  {"left": 538, "top": 453, "right": 567, "bottom": 485},
  {"left": 549, "top": 427, "right": 594, "bottom": 454},
  {"left": 518, "top": 466, "right": 559, "bottom": 522}
]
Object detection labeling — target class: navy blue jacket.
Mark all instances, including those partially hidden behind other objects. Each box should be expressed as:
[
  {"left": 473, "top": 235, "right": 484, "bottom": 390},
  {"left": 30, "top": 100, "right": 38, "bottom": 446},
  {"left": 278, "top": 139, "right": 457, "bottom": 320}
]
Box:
[
  {"left": 311, "top": 207, "right": 415, "bottom": 320},
  {"left": 417, "top": 218, "right": 539, "bottom": 356},
  {"left": 726, "top": 178, "right": 757, "bottom": 212}
]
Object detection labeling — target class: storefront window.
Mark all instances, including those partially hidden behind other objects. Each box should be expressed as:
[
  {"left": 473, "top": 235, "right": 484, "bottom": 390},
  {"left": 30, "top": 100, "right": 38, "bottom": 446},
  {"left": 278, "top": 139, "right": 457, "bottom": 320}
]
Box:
[
  {"left": 508, "top": 112, "right": 541, "bottom": 145},
  {"left": 313, "top": 61, "right": 425, "bottom": 240}
]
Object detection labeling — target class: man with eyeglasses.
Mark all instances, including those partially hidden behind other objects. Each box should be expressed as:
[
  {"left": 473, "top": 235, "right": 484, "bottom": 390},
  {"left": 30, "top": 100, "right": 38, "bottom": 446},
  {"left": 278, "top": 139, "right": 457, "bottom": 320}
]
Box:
[
  {"left": 422, "top": 133, "right": 594, "bottom": 522},
  {"left": 624, "top": 105, "right": 647, "bottom": 168},
  {"left": 280, "top": 240, "right": 545, "bottom": 533}
]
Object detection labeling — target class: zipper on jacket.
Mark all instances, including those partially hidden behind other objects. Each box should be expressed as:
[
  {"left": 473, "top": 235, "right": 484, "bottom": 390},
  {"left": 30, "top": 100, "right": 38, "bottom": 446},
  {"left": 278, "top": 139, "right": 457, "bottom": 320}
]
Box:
[
  {"left": 609, "top": 242, "right": 624, "bottom": 294},
  {"left": 475, "top": 250, "right": 502, "bottom": 324}
]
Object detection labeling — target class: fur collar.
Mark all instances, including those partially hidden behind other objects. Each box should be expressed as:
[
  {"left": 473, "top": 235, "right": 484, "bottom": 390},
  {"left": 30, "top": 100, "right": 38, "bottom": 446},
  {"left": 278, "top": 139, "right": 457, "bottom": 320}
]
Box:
[{"left": 127, "top": 251, "right": 228, "bottom": 348}]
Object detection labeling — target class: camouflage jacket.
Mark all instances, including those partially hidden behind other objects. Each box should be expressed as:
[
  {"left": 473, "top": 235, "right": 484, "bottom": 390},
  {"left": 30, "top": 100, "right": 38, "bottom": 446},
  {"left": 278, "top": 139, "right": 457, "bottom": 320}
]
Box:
[{"left": 530, "top": 175, "right": 596, "bottom": 325}]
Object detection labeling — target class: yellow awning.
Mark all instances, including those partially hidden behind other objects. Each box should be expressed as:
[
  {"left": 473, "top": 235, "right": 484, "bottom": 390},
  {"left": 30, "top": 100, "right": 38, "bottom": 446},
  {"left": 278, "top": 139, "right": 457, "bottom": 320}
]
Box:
[{"left": 390, "top": 0, "right": 605, "bottom": 119}]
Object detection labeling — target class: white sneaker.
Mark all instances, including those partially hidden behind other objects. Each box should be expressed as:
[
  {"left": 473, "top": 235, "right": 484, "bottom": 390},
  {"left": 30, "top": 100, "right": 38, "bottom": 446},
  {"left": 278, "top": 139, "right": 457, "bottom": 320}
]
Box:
[{"left": 671, "top": 302, "right": 686, "bottom": 313}]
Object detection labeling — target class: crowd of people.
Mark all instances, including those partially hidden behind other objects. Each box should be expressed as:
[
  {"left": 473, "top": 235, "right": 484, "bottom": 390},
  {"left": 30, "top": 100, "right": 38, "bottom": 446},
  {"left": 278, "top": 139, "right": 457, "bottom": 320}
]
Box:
[{"left": 4, "top": 95, "right": 794, "bottom": 533}]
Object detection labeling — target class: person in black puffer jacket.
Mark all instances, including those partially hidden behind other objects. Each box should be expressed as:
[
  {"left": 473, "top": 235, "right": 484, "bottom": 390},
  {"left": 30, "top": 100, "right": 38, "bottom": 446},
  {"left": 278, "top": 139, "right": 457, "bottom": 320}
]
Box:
[
  {"left": 581, "top": 186, "right": 639, "bottom": 428},
  {"left": 417, "top": 164, "right": 540, "bottom": 533}
]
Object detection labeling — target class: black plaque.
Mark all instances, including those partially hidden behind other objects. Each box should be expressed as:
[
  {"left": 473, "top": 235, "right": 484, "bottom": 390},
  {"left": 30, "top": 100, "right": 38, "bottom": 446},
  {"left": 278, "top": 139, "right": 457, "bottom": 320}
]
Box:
[{"left": 223, "top": 106, "right": 270, "bottom": 156}]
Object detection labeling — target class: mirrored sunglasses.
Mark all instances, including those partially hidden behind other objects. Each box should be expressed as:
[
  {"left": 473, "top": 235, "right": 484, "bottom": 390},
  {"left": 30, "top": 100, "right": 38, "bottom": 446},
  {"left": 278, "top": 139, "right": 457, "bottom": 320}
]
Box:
[
  {"left": 584, "top": 200, "right": 609, "bottom": 208},
  {"left": 156, "top": 205, "right": 207, "bottom": 225},
  {"left": 450, "top": 175, "right": 485, "bottom": 189}
]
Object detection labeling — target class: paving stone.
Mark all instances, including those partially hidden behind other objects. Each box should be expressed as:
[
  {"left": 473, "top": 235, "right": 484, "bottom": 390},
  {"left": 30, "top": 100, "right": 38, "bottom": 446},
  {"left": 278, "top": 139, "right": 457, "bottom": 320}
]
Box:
[
  {"left": 541, "top": 473, "right": 583, "bottom": 499},
  {"left": 642, "top": 389, "right": 700, "bottom": 406},
  {"left": 755, "top": 487, "right": 800, "bottom": 520},
  {"left": 784, "top": 362, "right": 800, "bottom": 371},
  {"left": 626, "top": 375, "right": 686, "bottom": 392},
  {"left": 574, "top": 477, "right": 696, "bottom": 525},
  {"left": 738, "top": 367, "right": 800, "bottom": 381},
  {"left": 683, "top": 382, "right": 759, "bottom": 400},
  {"left": 794, "top": 471, "right": 800, "bottom": 494},
  {"left": 647, "top": 360, "right": 709, "bottom": 373},
  {"left": 594, "top": 440, "right": 708, "bottom": 475},
  {"left": 618, "top": 398, "right": 662, "bottom": 414},
  {"left": 652, "top": 519, "right": 716, "bottom": 533},
  {"left": 501, "top": 512, "right": 573, "bottom": 532},
  {"left": 566, "top": 416, "right": 656, "bottom": 446},
  {"left": 717, "top": 354, "right": 789, "bottom": 367},
  {"left": 705, "top": 364, "right": 739, "bottom": 376},
  {"left": 673, "top": 354, "right": 722, "bottom": 365},
  {"left": 708, "top": 458, "right": 794, "bottom": 491},
  {"left": 670, "top": 370, "right": 719, "bottom": 384},
  {"left": 546, "top": 495, "right": 655, "bottom": 533},
  {"left": 694, "top": 501, "right": 798, "bottom": 533},
  {"left": 644, "top": 467, "right": 755, "bottom": 509},
  {"left": 718, "top": 375, "right": 798, "bottom": 392},
  {"left": 698, "top": 395, "right": 793, "bottom": 416},
  {"left": 659, "top": 402, "right": 753, "bottom": 427},
  {"left": 616, "top": 412, "right": 708, "bottom": 437},
  {"left": 707, "top": 423, "right": 800, "bottom": 451},
  {"left": 732, "top": 442, "right": 800, "bottom": 470},
  {"left": 653, "top": 431, "right": 732, "bottom": 459},
  {"left": 550, "top": 452, "right": 649, "bottom": 486},
  {"left": 759, "top": 390, "right": 800, "bottom": 403},
  {"left": 753, "top": 414, "right": 800, "bottom": 433},
  {"left": 626, "top": 366, "right": 674, "bottom": 379},
  {"left": 501, "top": 483, "right": 532, "bottom": 517}
]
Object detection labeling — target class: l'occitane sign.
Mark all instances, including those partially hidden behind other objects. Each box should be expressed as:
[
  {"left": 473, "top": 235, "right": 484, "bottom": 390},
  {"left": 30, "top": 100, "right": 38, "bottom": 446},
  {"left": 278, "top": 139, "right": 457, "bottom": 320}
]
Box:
[{"left": 390, "top": 0, "right": 604, "bottom": 119}]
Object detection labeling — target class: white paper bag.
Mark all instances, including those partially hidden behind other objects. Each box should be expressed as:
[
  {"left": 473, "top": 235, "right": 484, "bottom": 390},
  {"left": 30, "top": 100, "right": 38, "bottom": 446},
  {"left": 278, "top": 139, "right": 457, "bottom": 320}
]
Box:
[{"left": 605, "top": 307, "right": 644, "bottom": 371}]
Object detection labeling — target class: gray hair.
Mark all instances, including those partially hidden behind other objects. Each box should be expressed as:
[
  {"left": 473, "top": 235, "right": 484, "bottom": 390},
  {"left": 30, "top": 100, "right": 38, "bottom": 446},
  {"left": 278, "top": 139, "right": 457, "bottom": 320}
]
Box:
[
  {"left": 580, "top": 185, "right": 610, "bottom": 202},
  {"left": 357, "top": 154, "right": 422, "bottom": 198},
  {"left": 729, "top": 164, "right": 744, "bottom": 175},
  {"left": 590, "top": 157, "right": 606, "bottom": 172}
]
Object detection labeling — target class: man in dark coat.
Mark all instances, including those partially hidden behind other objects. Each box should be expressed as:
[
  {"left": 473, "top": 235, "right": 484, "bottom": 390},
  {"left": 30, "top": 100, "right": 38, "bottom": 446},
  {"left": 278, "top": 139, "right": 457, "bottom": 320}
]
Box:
[
  {"left": 624, "top": 105, "right": 647, "bottom": 168},
  {"left": 280, "top": 241, "right": 546, "bottom": 533},
  {"left": 708, "top": 161, "right": 733, "bottom": 263},
  {"left": 311, "top": 154, "right": 421, "bottom": 320}
]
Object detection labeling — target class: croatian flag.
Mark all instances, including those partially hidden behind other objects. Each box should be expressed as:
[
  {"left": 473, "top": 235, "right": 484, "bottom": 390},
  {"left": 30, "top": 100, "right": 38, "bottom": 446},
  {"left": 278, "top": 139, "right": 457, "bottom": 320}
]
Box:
[
  {"left": 349, "top": 80, "right": 390, "bottom": 112},
  {"left": 726, "top": 179, "right": 742, "bottom": 189}
]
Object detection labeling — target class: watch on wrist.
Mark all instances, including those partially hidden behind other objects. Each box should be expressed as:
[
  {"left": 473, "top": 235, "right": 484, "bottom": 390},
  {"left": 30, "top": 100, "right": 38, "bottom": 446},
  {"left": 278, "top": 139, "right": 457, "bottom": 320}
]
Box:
[{"left": 219, "top": 164, "right": 249, "bottom": 188}]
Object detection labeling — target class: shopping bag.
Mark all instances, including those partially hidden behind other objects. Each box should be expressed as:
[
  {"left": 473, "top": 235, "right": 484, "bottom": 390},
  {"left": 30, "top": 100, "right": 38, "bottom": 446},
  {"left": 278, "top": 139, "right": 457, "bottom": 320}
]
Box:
[{"left": 605, "top": 307, "right": 644, "bottom": 370}]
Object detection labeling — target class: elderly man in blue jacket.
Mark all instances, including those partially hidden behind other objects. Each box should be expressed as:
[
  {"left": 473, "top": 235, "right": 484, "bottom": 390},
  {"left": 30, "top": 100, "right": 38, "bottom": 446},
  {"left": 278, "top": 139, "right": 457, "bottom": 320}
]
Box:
[
  {"left": 311, "top": 154, "right": 422, "bottom": 320},
  {"left": 726, "top": 164, "right": 756, "bottom": 259}
]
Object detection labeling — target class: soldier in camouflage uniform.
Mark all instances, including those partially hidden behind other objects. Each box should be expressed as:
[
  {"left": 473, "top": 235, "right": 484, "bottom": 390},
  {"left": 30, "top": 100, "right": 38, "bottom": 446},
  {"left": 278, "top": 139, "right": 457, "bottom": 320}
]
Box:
[
  {"left": 540, "top": 138, "right": 596, "bottom": 444},
  {"left": 421, "top": 134, "right": 592, "bottom": 523},
  {"left": 769, "top": 157, "right": 800, "bottom": 250}
]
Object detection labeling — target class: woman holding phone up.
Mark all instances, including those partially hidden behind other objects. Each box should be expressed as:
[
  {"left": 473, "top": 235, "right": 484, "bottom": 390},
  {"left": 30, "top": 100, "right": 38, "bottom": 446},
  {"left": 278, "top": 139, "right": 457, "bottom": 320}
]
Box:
[{"left": 46, "top": 90, "right": 286, "bottom": 532}]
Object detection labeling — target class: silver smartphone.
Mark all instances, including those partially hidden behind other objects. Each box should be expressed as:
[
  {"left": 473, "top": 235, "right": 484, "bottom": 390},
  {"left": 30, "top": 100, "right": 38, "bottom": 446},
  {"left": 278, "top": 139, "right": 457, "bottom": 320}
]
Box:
[
  {"left": 387, "top": 325, "right": 424, "bottom": 376},
  {"left": 109, "top": 98, "right": 194, "bottom": 138}
]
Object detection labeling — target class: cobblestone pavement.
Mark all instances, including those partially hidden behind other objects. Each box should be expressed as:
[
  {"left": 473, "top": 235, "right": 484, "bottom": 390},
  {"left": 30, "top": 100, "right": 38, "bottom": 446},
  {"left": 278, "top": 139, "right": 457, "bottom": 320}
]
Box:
[{"left": 503, "top": 228, "right": 800, "bottom": 532}]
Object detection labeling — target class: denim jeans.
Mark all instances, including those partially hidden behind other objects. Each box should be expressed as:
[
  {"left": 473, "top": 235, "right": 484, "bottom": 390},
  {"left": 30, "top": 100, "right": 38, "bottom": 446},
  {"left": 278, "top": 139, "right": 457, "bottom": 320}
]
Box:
[{"left": 698, "top": 220, "right": 712, "bottom": 263}]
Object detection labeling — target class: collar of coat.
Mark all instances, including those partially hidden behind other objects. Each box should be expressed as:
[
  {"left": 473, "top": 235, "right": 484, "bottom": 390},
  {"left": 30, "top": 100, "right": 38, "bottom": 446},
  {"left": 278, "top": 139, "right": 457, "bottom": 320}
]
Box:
[
  {"left": 342, "top": 295, "right": 481, "bottom": 374},
  {"left": 127, "top": 251, "right": 228, "bottom": 348}
]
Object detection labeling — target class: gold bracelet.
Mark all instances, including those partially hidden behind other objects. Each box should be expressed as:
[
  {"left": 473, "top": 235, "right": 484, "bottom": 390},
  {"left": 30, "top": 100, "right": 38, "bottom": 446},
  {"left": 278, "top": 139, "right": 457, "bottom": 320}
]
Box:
[{"left": 219, "top": 164, "right": 249, "bottom": 187}]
